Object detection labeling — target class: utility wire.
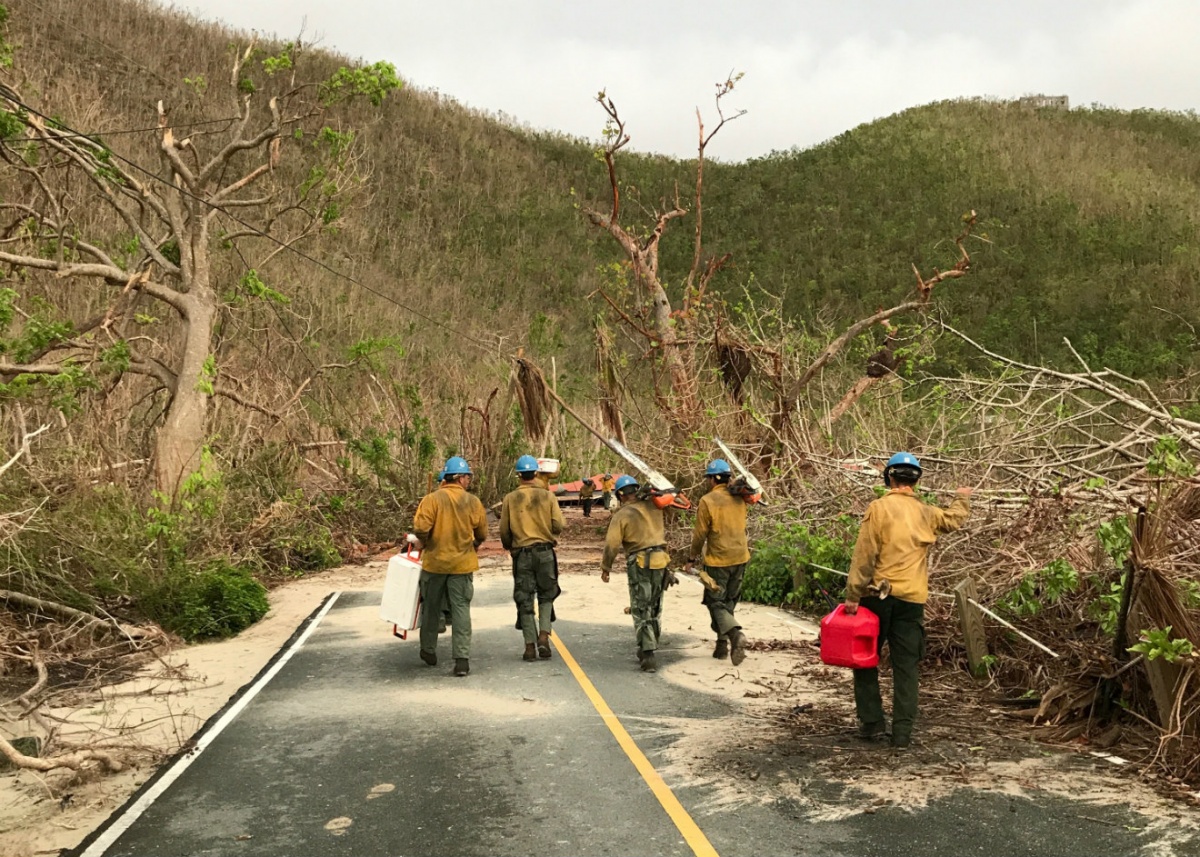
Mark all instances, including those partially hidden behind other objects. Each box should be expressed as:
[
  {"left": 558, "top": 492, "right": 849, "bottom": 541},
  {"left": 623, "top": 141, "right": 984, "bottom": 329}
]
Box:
[{"left": 1, "top": 116, "right": 244, "bottom": 140}]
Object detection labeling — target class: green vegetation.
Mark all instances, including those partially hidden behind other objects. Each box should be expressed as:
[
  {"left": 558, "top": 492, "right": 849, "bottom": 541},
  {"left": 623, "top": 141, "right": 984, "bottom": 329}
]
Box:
[
  {"left": 741, "top": 517, "right": 857, "bottom": 610},
  {"left": 1129, "top": 626, "right": 1194, "bottom": 663},
  {"left": 999, "top": 558, "right": 1079, "bottom": 617},
  {"left": 3, "top": 0, "right": 1199, "bottom": 646}
]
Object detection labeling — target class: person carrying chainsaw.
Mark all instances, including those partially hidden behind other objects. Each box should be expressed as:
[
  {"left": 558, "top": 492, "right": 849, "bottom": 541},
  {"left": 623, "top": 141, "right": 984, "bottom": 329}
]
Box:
[
  {"left": 685, "top": 458, "right": 752, "bottom": 666},
  {"left": 844, "top": 452, "right": 972, "bottom": 749},
  {"left": 601, "top": 474, "right": 673, "bottom": 672},
  {"left": 412, "top": 455, "right": 489, "bottom": 677},
  {"left": 500, "top": 454, "right": 565, "bottom": 662}
]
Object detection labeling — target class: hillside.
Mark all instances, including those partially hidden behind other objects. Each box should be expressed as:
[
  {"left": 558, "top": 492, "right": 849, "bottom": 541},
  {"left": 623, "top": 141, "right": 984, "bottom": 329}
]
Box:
[
  {"left": 5, "top": 0, "right": 1199, "bottom": 390},
  {"left": 2, "top": 0, "right": 1199, "bottom": 803}
]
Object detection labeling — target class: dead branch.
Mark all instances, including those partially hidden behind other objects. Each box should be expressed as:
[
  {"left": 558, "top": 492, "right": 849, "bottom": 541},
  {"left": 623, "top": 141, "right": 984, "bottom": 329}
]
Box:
[
  {"left": 0, "top": 733, "right": 124, "bottom": 773},
  {"left": 0, "top": 590, "right": 148, "bottom": 642},
  {"left": 0, "top": 422, "right": 49, "bottom": 479}
]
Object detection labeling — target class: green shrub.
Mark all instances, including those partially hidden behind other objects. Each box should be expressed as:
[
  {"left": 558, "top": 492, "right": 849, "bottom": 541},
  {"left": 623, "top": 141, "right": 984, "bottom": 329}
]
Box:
[
  {"left": 171, "top": 561, "right": 269, "bottom": 641},
  {"left": 259, "top": 517, "right": 341, "bottom": 574},
  {"left": 743, "top": 517, "right": 857, "bottom": 610},
  {"left": 998, "top": 558, "right": 1078, "bottom": 617}
]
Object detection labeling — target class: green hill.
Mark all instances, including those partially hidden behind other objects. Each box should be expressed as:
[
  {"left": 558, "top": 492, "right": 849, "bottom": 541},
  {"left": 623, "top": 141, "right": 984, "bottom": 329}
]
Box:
[
  {"left": 2, "top": 0, "right": 1198, "bottom": 639},
  {"left": 6, "top": 0, "right": 1199, "bottom": 390}
]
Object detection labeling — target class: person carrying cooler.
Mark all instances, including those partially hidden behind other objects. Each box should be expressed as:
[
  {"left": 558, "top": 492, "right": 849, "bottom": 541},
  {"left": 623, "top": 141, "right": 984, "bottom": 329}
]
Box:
[{"left": 412, "top": 455, "right": 488, "bottom": 677}]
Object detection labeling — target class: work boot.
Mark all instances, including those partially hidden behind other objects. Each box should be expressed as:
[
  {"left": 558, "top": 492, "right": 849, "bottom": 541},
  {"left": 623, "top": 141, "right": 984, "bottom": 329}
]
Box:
[
  {"left": 728, "top": 629, "right": 748, "bottom": 666},
  {"left": 713, "top": 638, "right": 729, "bottom": 659},
  {"left": 537, "top": 631, "right": 552, "bottom": 659},
  {"left": 419, "top": 650, "right": 437, "bottom": 667},
  {"left": 640, "top": 651, "right": 657, "bottom": 672},
  {"left": 857, "top": 720, "right": 887, "bottom": 741},
  {"left": 454, "top": 658, "right": 469, "bottom": 677},
  {"left": 523, "top": 643, "right": 537, "bottom": 662},
  {"left": 891, "top": 733, "right": 911, "bottom": 750}
]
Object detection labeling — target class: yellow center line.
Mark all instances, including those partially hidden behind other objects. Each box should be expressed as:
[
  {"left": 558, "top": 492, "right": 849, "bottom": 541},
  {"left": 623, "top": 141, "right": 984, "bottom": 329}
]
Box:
[{"left": 551, "top": 634, "right": 720, "bottom": 857}]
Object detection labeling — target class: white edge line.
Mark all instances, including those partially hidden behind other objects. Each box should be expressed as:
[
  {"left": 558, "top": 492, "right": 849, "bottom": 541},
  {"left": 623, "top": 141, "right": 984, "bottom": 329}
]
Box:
[{"left": 80, "top": 591, "right": 342, "bottom": 857}]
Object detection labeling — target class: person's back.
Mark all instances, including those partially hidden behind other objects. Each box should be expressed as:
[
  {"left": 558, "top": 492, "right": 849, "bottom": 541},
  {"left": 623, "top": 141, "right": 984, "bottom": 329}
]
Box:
[
  {"left": 605, "top": 498, "right": 666, "bottom": 561},
  {"left": 413, "top": 456, "right": 488, "bottom": 677},
  {"left": 687, "top": 460, "right": 752, "bottom": 664},
  {"left": 500, "top": 456, "right": 565, "bottom": 660},
  {"left": 844, "top": 452, "right": 971, "bottom": 749},
  {"left": 601, "top": 477, "right": 670, "bottom": 672},
  {"left": 416, "top": 483, "right": 487, "bottom": 574},
  {"left": 500, "top": 481, "right": 564, "bottom": 550},
  {"left": 850, "top": 489, "right": 969, "bottom": 603}
]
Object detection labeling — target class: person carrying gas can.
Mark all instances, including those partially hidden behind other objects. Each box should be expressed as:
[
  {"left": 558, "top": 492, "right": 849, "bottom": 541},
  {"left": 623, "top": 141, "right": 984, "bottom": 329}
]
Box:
[
  {"left": 685, "top": 458, "right": 752, "bottom": 665},
  {"left": 500, "top": 455, "right": 565, "bottom": 661},
  {"left": 844, "top": 452, "right": 971, "bottom": 748},
  {"left": 412, "top": 455, "right": 488, "bottom": 677},
  {"left": 601, "top": 475, "right": 671, "bottom": 672}
]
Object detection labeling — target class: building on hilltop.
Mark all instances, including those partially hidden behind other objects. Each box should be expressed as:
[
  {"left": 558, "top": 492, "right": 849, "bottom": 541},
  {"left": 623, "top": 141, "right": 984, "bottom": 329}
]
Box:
[{"left": 1019, "top": 94, "right": 1070, "bottom": 110}]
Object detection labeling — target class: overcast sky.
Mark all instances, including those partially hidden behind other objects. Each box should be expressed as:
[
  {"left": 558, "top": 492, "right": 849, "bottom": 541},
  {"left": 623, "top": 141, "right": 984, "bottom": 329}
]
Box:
[{"left": 184, "top": 0, "right": 1200, "bottom": 162}]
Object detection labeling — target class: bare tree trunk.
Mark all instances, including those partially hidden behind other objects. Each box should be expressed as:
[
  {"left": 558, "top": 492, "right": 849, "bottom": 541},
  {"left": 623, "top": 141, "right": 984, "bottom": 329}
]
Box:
[{"left": 154, "top": 292, "right": 215, "bottom": 496}]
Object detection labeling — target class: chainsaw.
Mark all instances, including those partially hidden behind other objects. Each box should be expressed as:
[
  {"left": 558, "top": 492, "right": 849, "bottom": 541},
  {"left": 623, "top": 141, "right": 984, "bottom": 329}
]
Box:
[
  {"left": 604, "top": 438, "right": 690, "bottom": 510},
  {"left": 713, "top": 436, "right": 765, "bottom": 505}
]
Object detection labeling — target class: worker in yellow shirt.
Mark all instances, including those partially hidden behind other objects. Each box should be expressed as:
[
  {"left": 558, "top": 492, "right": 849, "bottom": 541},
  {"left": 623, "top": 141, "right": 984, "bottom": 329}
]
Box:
[
  {"left": 601, "top": 475, "right": 672, "bottom": 672},
  {"left": 412, "top": 455, "right": 488, "bottom": 677},
  {"left": 685, "top": 459, "right": 752, "bottom": 665},
  {"left": 844, "top": 452, "right": 971, "bottom": 748},
  {"left": 601, "top": 473, "right": 616, "bottom": 511},
  {"left": 500, "top": 455, "right": 566, "bottom": 661}
]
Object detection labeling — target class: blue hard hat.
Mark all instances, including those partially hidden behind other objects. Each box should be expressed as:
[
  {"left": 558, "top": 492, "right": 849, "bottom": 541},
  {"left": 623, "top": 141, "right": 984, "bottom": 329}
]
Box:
[
  {"left": 705, "top": 458, "right": 731, "bottom": 476},
  {"left": 443, "top": 455, "right": 472, "bottom": 476},
  {"left": 515, "top": 454, "right": 539, "bottom": 474},
  {"left": 436, "top": 470, "right": 446, "bottom": 483},
  {"left": 614, "top": 474, "right": 639, "bottom": 494},
  {"left": 885, "top": 452, "right": 921, "bottom": 472}
]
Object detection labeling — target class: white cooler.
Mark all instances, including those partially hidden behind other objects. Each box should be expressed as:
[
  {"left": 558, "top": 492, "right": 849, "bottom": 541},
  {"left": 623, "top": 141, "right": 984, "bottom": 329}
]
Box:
[{"left": 380, "top": 546, "right": 422, "bottom": 639}]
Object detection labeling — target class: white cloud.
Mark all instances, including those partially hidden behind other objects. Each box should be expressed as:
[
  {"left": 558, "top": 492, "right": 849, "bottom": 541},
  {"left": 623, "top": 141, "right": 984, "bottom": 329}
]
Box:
[{"left": 182, "top": 0, "right": 1200, "bottom": 160}]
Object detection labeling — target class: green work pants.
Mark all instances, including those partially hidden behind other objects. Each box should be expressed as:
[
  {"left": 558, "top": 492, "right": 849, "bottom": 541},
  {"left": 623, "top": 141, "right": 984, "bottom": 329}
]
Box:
[
  {"left": 702, "top": 562, "right": 746, "bottom": 638},
  {"left": 513, "top": 545, "right": 557, "bottom": 644},
  {"left": 853, "top": 596, "right": 925, "bottom": 741},
  {"left": 626, "top": 555, "right": 666, "bottom": 652},
  {"left": 420, "top": 572, "right": 474, "bottom": 660}
]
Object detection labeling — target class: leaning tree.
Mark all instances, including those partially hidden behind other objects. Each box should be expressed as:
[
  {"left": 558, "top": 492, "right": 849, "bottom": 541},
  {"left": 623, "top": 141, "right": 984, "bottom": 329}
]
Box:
[{"left": 0, "top": 33, "right": 398, "bottom": 497}]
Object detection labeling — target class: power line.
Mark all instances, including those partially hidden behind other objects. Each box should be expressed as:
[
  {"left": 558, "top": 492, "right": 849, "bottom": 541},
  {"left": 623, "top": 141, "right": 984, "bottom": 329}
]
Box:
[{"left": 1, "top": 116, "right": 244, "bottom": 140}]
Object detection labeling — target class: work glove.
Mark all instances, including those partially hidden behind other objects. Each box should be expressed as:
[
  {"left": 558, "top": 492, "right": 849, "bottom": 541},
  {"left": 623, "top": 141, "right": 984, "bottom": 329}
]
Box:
[{"left": 664, "top": 569, "right": 679, "bottom": 589}]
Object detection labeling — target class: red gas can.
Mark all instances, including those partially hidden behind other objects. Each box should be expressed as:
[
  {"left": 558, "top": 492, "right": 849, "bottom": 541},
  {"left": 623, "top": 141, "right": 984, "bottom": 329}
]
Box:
[{"left": 819, "top": 604, "right": 880, "bottom": 668}]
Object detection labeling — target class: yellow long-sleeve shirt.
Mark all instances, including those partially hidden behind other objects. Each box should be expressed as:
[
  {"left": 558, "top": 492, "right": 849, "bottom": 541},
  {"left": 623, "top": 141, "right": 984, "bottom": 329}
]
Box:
[
  {"left": 846, "top": 489, "right": 970, "bottom": 604},
  {"left": 689, "top": 484, "right": 751, "bottom": 567},
  {"left": 601, "top": 499, "right": 667, "bottom": 573},
  {"left": 499, "top": 482, "right": 565, "bottom": 550},
  {"left": 412, "top": 483, "right": 488, "bottom": 574}
]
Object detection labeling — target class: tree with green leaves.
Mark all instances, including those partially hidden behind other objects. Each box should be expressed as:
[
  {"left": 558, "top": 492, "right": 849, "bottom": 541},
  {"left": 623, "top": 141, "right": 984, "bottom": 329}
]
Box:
[{"left": 0, "top": 26, "right": 399, "bottom": 497}]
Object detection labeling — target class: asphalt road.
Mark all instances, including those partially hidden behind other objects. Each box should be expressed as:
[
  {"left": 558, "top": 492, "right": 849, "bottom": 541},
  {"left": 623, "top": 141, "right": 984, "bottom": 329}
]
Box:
[{"left": 71, "top": 580, "right": 1198, "bottom": 857}]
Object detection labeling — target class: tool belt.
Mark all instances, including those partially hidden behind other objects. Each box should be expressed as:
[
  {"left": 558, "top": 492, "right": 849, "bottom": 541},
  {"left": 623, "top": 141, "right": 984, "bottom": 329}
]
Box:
[{"left": 630, "top": 545, "right": 669, "bottom": 569}]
